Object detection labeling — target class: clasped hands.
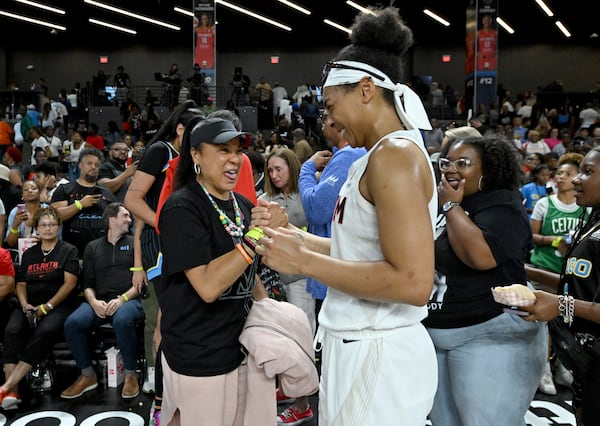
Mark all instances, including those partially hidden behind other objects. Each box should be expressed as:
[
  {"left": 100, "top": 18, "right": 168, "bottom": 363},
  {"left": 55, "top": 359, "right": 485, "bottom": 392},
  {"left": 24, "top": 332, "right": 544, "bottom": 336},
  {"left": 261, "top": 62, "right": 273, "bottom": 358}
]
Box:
[
  {"left": 250, "top": 198, "right": 306, "bottom": 274},
  {"left": 91, "top": 297, "right": 124, "bottom": 318}
]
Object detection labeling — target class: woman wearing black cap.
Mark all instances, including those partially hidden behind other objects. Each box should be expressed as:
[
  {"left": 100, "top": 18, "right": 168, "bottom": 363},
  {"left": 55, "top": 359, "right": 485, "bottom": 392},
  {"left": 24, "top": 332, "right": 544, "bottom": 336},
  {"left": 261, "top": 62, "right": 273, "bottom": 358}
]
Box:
[{"left": 157, "top": 117, "right": 271, "bottom": 424}]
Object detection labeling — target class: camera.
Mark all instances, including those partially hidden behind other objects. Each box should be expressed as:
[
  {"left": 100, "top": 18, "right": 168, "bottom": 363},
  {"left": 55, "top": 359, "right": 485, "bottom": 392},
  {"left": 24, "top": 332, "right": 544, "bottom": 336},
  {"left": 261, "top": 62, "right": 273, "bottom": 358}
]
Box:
[{"left": 154, "top": 72, "right": 169, "bottom": 82}]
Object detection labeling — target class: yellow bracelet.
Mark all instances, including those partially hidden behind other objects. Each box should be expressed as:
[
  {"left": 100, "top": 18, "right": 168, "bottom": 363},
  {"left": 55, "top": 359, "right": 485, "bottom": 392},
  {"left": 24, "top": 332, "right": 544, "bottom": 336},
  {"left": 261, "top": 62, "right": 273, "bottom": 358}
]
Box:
[
  {"left": 235, "top": 243, "right": 253, "bottom": 265},
  {"left": 9, "top": 227, "right": 19, "bottom": 234},
  {"left": 244, "top": 227, "right": 265, "bottom": 241},
  {"left": 39, "top": 304, "right": 48, "bottom": 315},
  {"left": 129, "top": 266, "right": 144, "bottom": 272},
  {"left": 120, "top": 293, "right": 129, "bottom": 302},
  {"left": 74, "top": 200, "right": 83, "bottom": 210}
]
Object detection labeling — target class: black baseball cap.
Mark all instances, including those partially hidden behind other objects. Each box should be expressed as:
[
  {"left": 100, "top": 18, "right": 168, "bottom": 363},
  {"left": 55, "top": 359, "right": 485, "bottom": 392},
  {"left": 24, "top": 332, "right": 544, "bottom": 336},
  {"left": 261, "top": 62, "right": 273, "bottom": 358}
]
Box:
[{"left": 190, "top": 118, "right": 249, "bottom": 147}]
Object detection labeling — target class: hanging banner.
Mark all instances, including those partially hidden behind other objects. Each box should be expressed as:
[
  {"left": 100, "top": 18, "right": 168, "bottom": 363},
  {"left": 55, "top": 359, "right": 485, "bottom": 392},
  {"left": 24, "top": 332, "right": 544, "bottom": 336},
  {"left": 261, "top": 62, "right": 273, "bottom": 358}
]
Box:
[
  {"left": 465, "top": 0, "right": 498, "bottom": 116},
  {"left": 194, "top": 0, "right": 216, "bottom": 106}
]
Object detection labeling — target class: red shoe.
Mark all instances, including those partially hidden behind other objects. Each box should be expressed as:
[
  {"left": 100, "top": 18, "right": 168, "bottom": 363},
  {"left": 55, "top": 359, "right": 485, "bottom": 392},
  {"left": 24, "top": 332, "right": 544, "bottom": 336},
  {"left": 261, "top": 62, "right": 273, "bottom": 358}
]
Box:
[
  {"left": 0, "top": 390, "right": 21, "bottom": 410},
  {"left": 276, "top": 388, "right": 295, "bottom": 405},
  {"left": 277, "top": 406, "right": 314, "bottom": 425}
]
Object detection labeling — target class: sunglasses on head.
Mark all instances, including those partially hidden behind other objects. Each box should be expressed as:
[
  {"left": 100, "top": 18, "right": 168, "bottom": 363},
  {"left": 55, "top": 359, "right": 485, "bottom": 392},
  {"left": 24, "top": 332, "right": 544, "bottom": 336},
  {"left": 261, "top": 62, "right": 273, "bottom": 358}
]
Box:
[{"left": 321, "top": 61, "right": 386, "bottom": 86}]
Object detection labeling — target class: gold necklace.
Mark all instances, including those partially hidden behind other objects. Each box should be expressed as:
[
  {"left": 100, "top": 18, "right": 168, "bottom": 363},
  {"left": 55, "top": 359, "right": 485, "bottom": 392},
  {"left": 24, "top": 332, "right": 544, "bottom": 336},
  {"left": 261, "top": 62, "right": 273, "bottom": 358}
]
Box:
[{"left": 576, "top": 221, "right": 600, "bottom": 244}]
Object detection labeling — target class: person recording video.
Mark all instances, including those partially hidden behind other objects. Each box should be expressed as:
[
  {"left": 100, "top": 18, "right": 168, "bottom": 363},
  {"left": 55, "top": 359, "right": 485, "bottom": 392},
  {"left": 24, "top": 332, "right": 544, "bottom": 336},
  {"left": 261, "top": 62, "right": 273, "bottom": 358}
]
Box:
[{"left": 154, "top": 64, "right": 182, "bottom": 110}]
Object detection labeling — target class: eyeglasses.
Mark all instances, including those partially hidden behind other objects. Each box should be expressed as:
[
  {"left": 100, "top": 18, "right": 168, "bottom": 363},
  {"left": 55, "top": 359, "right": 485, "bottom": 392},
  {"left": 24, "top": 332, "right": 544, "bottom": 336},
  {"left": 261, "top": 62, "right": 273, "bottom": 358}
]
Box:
[
  {"left": 321, "top": 61, "right": 385, "bottom": 85},
  {"left": 438, "top": 157, "right": 477, "bottom": 172},
  {"left": 38, "top": 222, "right": 59, "bottom": 228}
]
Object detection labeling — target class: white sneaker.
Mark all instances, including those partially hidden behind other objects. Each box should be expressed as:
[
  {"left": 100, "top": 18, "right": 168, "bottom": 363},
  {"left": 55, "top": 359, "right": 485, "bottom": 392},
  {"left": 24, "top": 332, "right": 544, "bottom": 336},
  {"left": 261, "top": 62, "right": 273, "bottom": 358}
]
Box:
[
  {"left": 538, "top": 361, "right": 557, "bottom": 395},
  {"left": 554, "top": 359, "right": 573, "bottom": 388},
  {"left": 142, "top": 367, "right": 155, "bottom": 394}
]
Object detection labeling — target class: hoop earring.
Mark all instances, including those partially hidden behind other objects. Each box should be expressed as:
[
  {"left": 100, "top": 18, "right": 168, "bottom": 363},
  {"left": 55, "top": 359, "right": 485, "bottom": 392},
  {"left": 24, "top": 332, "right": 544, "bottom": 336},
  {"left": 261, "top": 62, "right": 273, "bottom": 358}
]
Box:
[
  {"left": 193, "top": 163, "right": 201, "bottom": 175},
  {"left": 478, "top": 176, "right": 484, "bottom": 190}
]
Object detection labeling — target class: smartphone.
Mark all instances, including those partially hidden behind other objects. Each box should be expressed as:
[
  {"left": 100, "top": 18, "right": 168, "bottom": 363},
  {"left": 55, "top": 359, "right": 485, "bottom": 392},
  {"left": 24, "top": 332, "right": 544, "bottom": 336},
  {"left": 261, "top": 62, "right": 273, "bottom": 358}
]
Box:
[
  {"left": 16, "top": 203, "right": 26, "bottom": 214},
  {"left": 93, "top": 187, "right": 103, "bottom": 195}
]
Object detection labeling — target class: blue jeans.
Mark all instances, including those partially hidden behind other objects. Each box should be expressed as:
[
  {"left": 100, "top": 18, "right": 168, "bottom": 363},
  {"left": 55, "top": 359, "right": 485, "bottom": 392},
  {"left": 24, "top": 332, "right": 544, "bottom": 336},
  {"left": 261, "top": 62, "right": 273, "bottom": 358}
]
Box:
[
  {"left": 426, "top": 313, "right": 547, "bottom": 426},
  {"left": 64, "top": 300, "right": 144, "bottom": 371}
]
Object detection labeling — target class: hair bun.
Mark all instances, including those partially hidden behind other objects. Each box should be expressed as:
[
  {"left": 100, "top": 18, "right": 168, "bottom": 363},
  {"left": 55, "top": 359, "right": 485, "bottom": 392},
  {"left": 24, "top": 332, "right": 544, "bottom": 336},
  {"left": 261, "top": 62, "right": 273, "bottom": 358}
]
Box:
[{"left": 349, "top": 7, "right": 413, "bottom": 55}]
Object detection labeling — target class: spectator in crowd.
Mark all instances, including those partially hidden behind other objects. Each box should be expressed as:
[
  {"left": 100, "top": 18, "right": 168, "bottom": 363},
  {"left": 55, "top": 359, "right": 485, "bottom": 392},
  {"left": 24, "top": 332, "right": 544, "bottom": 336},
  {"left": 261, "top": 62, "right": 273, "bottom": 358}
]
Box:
[
  {"left": 113, "top": 66, "right": 132, "bottom": 106},
  {"left": 4, "top": 180, "right": 47, "bottom": 249},
  {"left": 291, "top": 128, "right": 313, "bottom": 164},
  {"left": 425, "top": 136, "right": 546, "bottom": 425},
  {"left": 97, "top": 141, "right": 138, "bottom": 203},
  {"left": 62, "top": 130, "right": 87, "bottom": 181},
  {"left": 85, "top": 123, "right": 105, "bottom": 153},
  {"left": 51, "top": 148, "right": 116, "bottom": 258},
  {"left": 246, "top": 150, "right": 265, "bottom": 198},
  {"left": 520, "top": 164, "right": 552, "bottom": 218},
  {"left": 0, "top": 164, "right": 22, "bottom": 215},
  {"left": 43, "top": 125, "right": 62, "bottom": 164},
  {"left": 0, "top": 207, "right": 79, "bottom": 410},
  {"left": 529, "top": 153, "right": 585, "bottom": 396},
  {"left": 3, "top": 146, "right": 24, "bottom": 187},
  {"left": 423, "top": 117, "right": 444, "bottom": 154},
  {"left": 34, "top": 161, "right": 68, "bottom": 202},
  {"left": 124, "top": 100, "right": 204, "bottom": 424},
  {"left": 0, "top": 246, "right": 15, "bottom": 342},
  {"left": 522, "top": 146, "right": 600, "bottom": 425},
  {"left": 61, "top": 203, "right": 144, "bottom": 400}
]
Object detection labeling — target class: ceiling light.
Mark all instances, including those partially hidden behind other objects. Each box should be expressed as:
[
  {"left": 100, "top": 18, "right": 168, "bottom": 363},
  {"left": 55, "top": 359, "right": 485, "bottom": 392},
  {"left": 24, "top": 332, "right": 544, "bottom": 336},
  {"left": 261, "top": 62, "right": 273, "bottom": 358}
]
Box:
[
  {"left": 13, "top": 0, "right": 65, "bottom": 15},
  {"left": 215, "top": 0, "right": 291, "bottom": 31},
  {"left": 534, "top": 0, "right": 554, "bottom": 17},
  {"left": 496, "top": 17, "right": 515, "bottom": 34},
  {"left": 173, "top": 6, "right": 194, "bottom": 17},
  {"left": 0, "top": 9, "right": 66, "bottom": 30},
  {"left": 555, "top": 21, "right": 571, "bottom": 38},
  {"left": 346, "top": 1, "right": 376, "bottom": 15},
  {"left": 89, "top": 17, "right": 136, "bottom": 34},
  {"left": 276, "top": 0, "right": 310, "bottom": 15},
  {"left": 423, "top": 9, "right": 450, "bottom": 27},
  {"left": 323, "top": 18, "right": 352, "bottom": 34},
  {"left": 84, "top": 0, "right": 180, "bottom": 31}
]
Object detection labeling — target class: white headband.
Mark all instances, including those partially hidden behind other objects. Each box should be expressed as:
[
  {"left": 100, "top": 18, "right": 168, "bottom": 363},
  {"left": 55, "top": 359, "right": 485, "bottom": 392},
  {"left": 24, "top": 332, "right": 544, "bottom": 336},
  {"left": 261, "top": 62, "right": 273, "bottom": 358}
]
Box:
[{"left": 322, "top": 60, "right": 432, "bottom": 130}]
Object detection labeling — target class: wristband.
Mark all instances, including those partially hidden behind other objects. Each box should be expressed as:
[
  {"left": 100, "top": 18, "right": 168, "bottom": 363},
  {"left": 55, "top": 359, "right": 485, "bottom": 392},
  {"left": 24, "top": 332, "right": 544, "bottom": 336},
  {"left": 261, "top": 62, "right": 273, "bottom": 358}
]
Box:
[
  {"left": 74, "top": 200, "right": 83, "bottom": 210},
  {"left": 120, "top": 293, "right": 129, "bottom": 302},
  {"left": 46, "top": 302, "right": 54, "bottom": 310},
  {"left": 551, "top": 237, "right": 562, "bottom": 248},
  {"left": 9, "top": 227, "right": 19, "bottom": 234},
  {"left": 39, "top": 304, "right": 48, "bottom": 315},
  {"left": 243, "top": 227, "right": 265, "bottom": 250},
  {"left": 236, "top": 243, "right": 253, "bottom": 265},
  {"left": 129, "top": 266, "right": 144, "bottom": 272},
  {"left": 243, "top": 235, "right": 256, "bottom": 251}
]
